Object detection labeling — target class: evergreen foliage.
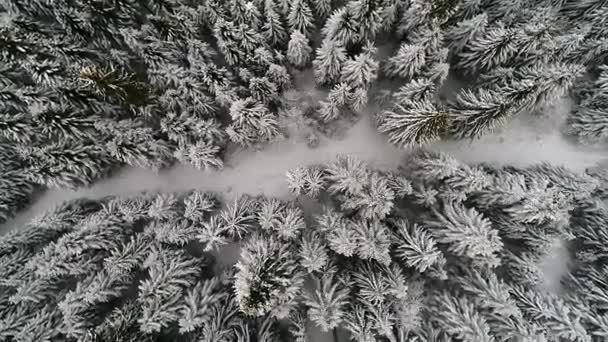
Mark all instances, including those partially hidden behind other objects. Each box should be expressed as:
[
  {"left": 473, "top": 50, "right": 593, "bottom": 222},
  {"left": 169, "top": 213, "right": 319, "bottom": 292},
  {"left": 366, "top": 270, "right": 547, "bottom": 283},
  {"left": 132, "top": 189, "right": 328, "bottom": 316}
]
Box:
[
  {"left": 0, "top": 0, "right": 604, "bottom": 205},
  {"left": 1, "top": 0, "right": 608, "bottom": 341},
  {"left": 0, "top": 151, "right": 606, "bottom": 341}
]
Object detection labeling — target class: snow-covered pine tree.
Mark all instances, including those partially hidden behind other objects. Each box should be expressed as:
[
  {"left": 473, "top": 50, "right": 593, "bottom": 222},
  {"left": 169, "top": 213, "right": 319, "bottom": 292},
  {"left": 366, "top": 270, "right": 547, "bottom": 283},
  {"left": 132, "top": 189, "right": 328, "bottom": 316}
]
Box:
[
  {"left": 510, "top": 286, "right": 591, "bottom": 341},
  {"left": 266, "top": 63, "right": 293, "bottom": 90},
  {"left": 262, "top": 0, "right": 289, "bottom": 47},
  {"left": 448, "top": 88, "right": 512, "bottom": 139},
  {"left": 347, "top": 0, "right": 384, "bottom": 43},
  {"left": 299, "top": 231, "right": 329, "bottom": 273},
  {"left": 305, "top": 270, "right": 350, "bottom": 332},
  {"left": 321, "top": 7, "right": 360, "bottom": 48},
  {"left": 392, "top": 78, "right": 437, "bottom": 104},
  {"left": 287, "top": 30, "right": 313, "bottom": 68},
  {"left": 445, "top": 13, "right": 489, "bottom": 56},
  {"left": 230, "top": 0, "right": 262, "bottom": 28},
  {"left": 354, "top": 219, "right": 392, "bottom": 265},
  {"left": 455, "top": 25, "right": 518, "bottom": 74},
  {"left": 286, "top": 166, "right": 327, "bottom": 197},
  {"left": 340, "top": 43, "right": 379, "bottom": 91},
  {"left": 384, "top": 43, "right": 427, "bottom": 80},
  {"left": 91, "top": 115, "right": 171, "bottom": 171},
  {"left": 234, "top": 234, "right": 303, "bottom": 319},
  {"left": 137, "top": 246, "right": 206, "bottom": 333},
  {"left": 429, "top": 291, "right": 494, "bottom": 342},
  {"left": 21, "top": 140, "right": 115, "bottom": 189},
  {"left": 313, "top": 38, "right": 347, "bottom": 85},
  {"left": 287, "top": 0, "right": 316, "bottom": 38},
  {"left": 566, "top": 65, "right": 608, "bottom": 142},
  {"left": 311, "top": 0, "right": 333, "bottom": 19},
  {"left": 319, "top": 82, "right": 353, "bottom": 121},
  {"left": 426, "top": 201, "right": 503, "bottom": 268},
  {"left": 214, "top": 19, "right": 265, "bottom": 66},
  {"left": 392, "top": 218, "right": 447, "bottom": 277},
  {"left": 226, "top": 97, "right": 280, "bottom": 146},
  {"left": 450, "top": 63, "right": 585, "bottom": 139},
  {"left": 249, "top": 76, "right": 279, "bottom": 104},
  {"left": 377, "top": 97, "right": 447, "bottom": 146}
]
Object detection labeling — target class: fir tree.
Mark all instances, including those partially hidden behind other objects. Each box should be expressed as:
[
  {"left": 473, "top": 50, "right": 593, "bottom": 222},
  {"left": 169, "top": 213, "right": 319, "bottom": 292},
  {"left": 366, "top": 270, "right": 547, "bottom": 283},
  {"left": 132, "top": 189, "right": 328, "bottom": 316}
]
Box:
[
  {"left": 511, "top": 286, "right": 591, "bottom": 341},
  {"left": 177, "top": 277, "right": 226, "bottom": 333},
  {"left": 21, "top": 141, "right": 114, "bottom": 189},
  {"left": 448, "top": 88, "right": 512, "bottom": 139},
  {"left": 266, "top": 63, "right": 292, "bottom": 90},
  {"left": 450, "top": 63, "right": 584, "bottom": 139},
  {"left": 174, "top": 141, "right": 224, "bottom": 171},
  {"left": 230, "top": 0, "right": 262, "bottom": 28},
  {"left": 101, "top": 120, "right": 172, "bottom": 171},
  {"left": 392, "top": 78, "right": 437, "bottom": 104},
  {"left": 324, "top": 154, "right": 370, "bottom": 196}
]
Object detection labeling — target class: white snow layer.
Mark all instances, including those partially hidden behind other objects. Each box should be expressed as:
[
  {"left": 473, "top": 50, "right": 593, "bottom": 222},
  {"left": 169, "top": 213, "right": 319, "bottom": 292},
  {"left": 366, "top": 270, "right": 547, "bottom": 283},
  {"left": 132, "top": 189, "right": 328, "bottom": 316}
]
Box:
[{"left": 2, "top": 97, "right": 607, "bottom": 233}]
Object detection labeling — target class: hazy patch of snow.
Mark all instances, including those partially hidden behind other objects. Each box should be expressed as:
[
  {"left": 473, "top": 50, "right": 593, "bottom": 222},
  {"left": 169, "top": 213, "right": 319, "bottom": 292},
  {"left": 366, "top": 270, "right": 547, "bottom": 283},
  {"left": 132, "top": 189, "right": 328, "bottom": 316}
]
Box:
[{"left": 539, "top": 240, "right": 571, "bottom": 293}]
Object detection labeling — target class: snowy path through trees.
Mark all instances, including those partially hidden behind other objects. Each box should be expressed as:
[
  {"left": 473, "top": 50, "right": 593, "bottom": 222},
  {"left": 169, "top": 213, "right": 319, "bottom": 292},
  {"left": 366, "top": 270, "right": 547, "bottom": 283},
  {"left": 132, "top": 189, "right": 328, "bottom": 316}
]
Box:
[{"left": 2, "top": 102, "right": 607, "bottom": 234}]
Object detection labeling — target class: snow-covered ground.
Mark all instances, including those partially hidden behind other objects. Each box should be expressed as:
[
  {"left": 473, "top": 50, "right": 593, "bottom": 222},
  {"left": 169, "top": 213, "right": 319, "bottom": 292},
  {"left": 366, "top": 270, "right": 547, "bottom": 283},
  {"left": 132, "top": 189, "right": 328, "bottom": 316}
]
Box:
[{"left": 1, "top": 76, "right": 606, "bottom": 301}]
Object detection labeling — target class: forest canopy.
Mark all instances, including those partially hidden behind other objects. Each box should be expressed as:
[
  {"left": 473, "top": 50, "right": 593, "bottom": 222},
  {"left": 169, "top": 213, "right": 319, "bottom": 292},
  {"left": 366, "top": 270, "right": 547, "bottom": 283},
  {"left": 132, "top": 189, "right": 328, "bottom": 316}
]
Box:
[
  {"left": 1, "top": 0, "right": 608, "bottom": 341},
  {"left": 0, "top": 152, "right": 607, "bottom": 342}
]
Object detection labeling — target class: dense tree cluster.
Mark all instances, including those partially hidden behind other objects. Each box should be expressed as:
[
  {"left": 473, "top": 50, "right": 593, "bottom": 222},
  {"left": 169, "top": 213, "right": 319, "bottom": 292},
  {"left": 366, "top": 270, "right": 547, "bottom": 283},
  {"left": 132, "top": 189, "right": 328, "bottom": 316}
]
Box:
[
  {"left": 1, "top": 0, "right": 608, "bottom": 339},
  {"left": 1, "top": 0, "right": 605, "bottom": 205},
  {"left": 1, "top": 152, "right": 607, "bottom": 341}
]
